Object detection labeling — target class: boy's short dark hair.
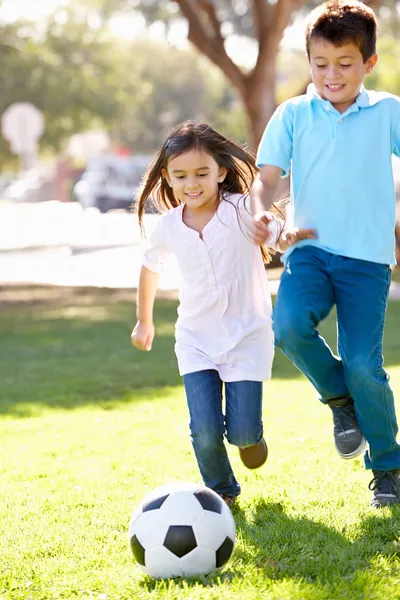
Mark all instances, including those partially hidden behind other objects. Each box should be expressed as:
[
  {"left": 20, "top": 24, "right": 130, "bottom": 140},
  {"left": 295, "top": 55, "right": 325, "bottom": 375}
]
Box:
[{"left": 305, "top": 0, "right": 377, "bottom": 62}]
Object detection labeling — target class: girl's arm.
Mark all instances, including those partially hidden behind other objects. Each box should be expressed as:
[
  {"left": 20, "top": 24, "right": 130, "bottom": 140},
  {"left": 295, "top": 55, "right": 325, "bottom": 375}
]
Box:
[{"left": 131, "top": 266, "right": 160, "bottom": 351}]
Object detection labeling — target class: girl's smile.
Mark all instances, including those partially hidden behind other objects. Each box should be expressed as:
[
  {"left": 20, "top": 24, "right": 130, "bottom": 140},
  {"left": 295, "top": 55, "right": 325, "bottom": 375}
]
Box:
[{"left": 162, "top": 149, "right": 227, "bottom": 213}]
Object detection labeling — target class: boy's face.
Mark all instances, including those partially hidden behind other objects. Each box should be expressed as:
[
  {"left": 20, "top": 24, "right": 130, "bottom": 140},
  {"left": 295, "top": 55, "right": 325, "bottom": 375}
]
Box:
[{"left": 308, "top": 38, "right": 378, "bottom": 113}]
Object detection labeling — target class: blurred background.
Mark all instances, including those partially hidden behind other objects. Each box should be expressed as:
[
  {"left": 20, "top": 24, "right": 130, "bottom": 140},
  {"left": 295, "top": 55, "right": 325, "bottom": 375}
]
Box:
[{"left": 0, "top": 0, "right": 399, "bottom": 291}]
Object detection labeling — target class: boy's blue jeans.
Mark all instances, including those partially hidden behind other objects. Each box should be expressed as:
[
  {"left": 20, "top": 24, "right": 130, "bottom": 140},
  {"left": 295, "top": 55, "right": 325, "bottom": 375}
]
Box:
[
  {"left": 183, "top": 369, "right": 263, "bottom": 497},
  {"left": 273, "top": 246, "right": 400, "bottom": 472}
]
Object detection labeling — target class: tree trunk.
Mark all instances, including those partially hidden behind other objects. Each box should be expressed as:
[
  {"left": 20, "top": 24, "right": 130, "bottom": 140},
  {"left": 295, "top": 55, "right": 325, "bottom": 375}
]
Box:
[{"left": 241, "top": 71, "right": 276, "bottom": 151}]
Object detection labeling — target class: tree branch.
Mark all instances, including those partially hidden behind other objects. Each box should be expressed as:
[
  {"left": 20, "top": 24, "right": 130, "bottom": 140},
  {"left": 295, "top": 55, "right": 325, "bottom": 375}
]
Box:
[{"left": 175, "top": 0, "right": 246, "bottom": 93}]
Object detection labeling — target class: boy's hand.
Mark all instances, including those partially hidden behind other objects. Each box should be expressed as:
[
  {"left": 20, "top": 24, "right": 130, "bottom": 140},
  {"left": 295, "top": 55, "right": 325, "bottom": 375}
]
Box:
[
  {"left": 252, "top": 211, "right": 275, "bottom": 245},
  {"left": 131, "top": 321, "right": 155, "bottom": 352},
  {"left": 282, "top": 227, "right": 317, "bottom": 249}
]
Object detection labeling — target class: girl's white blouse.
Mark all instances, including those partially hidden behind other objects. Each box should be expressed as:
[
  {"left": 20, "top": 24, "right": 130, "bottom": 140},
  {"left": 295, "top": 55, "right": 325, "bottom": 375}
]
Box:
[{"left": 142, "top": 193, "right": 280, "bottom": 382}]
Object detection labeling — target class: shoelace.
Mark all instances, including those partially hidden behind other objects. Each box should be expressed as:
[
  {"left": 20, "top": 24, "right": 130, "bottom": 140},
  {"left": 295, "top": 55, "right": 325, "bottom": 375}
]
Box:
[
  {"left": 333, "top": 405, "right": 357, "bottom": 434},
  {"left": 368, "top": 471, "right": 400, "bottom": 495}
]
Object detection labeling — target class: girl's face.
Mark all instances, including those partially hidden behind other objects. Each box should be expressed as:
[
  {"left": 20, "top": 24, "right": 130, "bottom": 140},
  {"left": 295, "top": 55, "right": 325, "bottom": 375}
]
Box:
[
  {"left": 308, "top": 38, "right": 378, "bottom": 113},
  {"left": 162, "top": 149, "right": 227, "bottom": 211}
]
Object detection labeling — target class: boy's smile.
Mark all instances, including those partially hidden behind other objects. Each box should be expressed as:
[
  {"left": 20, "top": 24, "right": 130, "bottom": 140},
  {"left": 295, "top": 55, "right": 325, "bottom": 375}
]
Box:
[{"left": 308, "top": 39, "right": 378, "bottom": 113}]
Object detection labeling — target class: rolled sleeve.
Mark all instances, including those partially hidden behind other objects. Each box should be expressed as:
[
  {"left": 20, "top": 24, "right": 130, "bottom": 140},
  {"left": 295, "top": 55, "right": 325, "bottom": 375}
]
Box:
[
  {"left": 142, "top": 215, "right": 170, "bottom": 273},
  {"left": 266, "top": 217, "right": 285, "bottom": 250},
  {"left": 256, "top": 102, "right": 294, "bottom": 177}
]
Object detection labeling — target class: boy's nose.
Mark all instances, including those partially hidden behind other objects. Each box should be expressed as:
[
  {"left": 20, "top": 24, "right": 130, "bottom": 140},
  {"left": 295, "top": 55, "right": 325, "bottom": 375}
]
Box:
[{"left": 326, "top": 65, "right": 340, "bottom": 78}]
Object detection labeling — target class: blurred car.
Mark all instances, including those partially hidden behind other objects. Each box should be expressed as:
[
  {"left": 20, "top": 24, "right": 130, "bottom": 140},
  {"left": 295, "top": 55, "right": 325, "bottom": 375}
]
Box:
[{"left": 73, "top": 154, "right": 154, "bottom": 213}]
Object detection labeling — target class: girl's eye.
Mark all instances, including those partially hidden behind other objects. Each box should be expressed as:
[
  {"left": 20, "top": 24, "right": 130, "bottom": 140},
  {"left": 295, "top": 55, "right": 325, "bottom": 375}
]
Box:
[
  {"left": 175, "top": 175, "right": 185, "bottom": 179},
  {"left": 198, "top": 173, "right": 207, "bottom": 177},
  {"left": 316, "top": 64, "right": 326, "bottom": 69},
  {"left": 340, "top": 64, "right": 351, "bottom": 68}
]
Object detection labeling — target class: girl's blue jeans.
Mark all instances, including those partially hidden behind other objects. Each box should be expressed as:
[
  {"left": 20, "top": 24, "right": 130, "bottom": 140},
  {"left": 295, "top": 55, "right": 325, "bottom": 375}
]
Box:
[
  {"left": 183, "top": 369, "right": 263, "bottom": 497},
  {"left": 273, "top": 246, "right": 400, "bottom": 471}
]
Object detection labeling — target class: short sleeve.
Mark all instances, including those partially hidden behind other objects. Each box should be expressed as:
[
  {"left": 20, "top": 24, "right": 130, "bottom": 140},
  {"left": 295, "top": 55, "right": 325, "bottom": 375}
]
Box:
[
  {"left": 142, "top": 214, "right": 171, "bottom": 273},
  {"left": 256, "top": 102, "right": 294, "bottom": 177},
  {"left": 393, "top": 112, "right": 400, "bottom": 158}
]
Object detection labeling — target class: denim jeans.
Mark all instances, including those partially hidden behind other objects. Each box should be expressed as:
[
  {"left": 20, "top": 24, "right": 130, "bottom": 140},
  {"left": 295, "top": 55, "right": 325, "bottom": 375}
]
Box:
[
  {"left": 183, "top": 369, "right": 263, "bottom": 497},
  {"left": 273, "top": 246, "right": 400, "bottom": 471}
]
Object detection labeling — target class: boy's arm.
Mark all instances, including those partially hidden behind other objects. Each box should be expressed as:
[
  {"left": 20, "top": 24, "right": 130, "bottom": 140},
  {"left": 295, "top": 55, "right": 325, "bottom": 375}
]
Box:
[
  {"left": 251, "top": 165, "right": 282, "bottom": 245},
  {"left": 131, "top": 266, "right": 159, "bottom": 351},
  {"left": 251, "top": 165, "right": 282, "bottom": 214}
]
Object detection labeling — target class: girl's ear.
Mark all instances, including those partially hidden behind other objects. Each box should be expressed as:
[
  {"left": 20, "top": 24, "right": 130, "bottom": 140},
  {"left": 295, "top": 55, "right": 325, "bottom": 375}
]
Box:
[
  {"left": 218, "top": 168, "right": 228, "bottom": 183},
  {"left": 161, "top": 168, "right": 171, "bottom": 186}
]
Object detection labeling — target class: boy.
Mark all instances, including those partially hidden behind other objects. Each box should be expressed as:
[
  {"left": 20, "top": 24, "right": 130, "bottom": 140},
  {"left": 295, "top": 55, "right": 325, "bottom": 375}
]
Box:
[{"left": 252, "top": 0, "right": 400, "bottom": 507}]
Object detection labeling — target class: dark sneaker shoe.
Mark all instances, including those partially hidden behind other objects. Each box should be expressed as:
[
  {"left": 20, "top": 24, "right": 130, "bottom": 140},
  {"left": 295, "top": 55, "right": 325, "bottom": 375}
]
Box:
[
  {"left": 369, "top": 470, "right": 400, "bottom": 508},
  {"left": 327, "top": 397, "right": 366, "bottom": 459},
  {"left": 239, "top": 438, "right": 268, "bottom": 469}
]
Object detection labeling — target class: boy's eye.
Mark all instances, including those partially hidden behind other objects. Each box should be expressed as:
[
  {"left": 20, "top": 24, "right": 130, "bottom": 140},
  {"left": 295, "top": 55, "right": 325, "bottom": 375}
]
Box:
[
  {"left": 340, "top": 64, "right": 351, "bottom": 68},
  {"left": 198, "top": 173, "right": 207, "bottom": 177},
  {"left": 316, "top": 64, "right": 327, "bottom": 69}
]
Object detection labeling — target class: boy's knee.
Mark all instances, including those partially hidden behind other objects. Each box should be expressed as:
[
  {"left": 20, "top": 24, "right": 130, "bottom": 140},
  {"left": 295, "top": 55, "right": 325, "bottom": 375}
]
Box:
[
  {"left": 273, "top": 307, "right": 313, "bottom": 348},
  {"left": 344, "top": 355, "right": 386, "bottom": 384}
]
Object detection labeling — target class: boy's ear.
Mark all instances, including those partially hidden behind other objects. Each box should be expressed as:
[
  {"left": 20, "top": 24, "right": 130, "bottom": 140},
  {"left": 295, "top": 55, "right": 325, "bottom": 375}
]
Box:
[
  {"left": 161, "top": 168, "right": 170, "bottom": 186},
  {"left": 365, "top": 53, "right": 378, "bottom": 74}
]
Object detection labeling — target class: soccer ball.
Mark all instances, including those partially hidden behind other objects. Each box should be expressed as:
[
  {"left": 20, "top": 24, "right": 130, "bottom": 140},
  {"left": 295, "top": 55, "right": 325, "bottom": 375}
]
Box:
[{"left": 128, "top": 481, "right": 236, "bottom": 578}]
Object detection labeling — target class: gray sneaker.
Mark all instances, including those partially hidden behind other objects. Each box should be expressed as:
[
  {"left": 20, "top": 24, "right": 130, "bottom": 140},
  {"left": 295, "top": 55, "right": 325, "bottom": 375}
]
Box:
[
  {"left": 369, "top": 470, "right": 400, "bottom": 508},
  {"left": 327, "top": 396, "right": 366, "bottom": 459}
]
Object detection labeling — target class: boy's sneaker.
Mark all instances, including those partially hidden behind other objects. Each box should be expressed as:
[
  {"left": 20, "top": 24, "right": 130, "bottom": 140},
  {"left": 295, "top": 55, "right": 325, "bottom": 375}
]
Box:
[
  {"left": 239, "top": 438, "right": 268, "bottom": 469},
  {"left": 369, "top": 470, "right": 400, "bottom": 508},
  {"left": 327, "top": 396, "right": 366, "bottom": 459}
]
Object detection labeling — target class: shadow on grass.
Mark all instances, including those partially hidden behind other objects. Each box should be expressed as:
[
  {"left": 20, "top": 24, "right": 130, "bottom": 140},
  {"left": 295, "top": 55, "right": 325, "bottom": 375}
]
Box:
[
  {"left": 1, "top": 286, "right": 400, "bottom": 416},
  {"left": 0, "top": 288, "right": 182, "bottom": 416},
  {"left": 139, "top": 499, "right": 400, "bottom": 597}
]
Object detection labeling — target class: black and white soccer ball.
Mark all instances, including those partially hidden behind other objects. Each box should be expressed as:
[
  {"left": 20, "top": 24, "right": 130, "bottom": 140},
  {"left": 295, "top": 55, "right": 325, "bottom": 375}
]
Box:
[{"left": 128, "top": 481, "right": 236, "bottom": 578}]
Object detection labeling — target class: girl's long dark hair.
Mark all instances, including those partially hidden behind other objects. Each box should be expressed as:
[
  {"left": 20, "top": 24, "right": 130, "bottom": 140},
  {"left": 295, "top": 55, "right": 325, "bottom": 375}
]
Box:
[{"left": 135, "top": 120, "right": 284, "bottom": 264}]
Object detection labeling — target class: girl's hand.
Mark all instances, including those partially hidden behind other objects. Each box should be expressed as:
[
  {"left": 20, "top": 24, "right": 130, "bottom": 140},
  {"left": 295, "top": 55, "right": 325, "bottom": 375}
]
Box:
[
  {"left": 131, "top": 321, "right": 155, "bottom": 351},
  {"left": 281, "top": 227, "right": 317, "bottom": 249},
  {"left": 252, "top": 211, "right": 275, "bottom": 245}
]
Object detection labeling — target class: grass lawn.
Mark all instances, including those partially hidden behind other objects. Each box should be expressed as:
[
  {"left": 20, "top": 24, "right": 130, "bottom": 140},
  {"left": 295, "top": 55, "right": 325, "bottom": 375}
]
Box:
[{"left": 1, "top": 285, "right": 400, "bottom": 600}]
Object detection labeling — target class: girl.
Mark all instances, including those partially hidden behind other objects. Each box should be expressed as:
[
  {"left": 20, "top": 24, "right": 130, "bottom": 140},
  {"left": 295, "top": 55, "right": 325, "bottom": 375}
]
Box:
[{"left": 131, "top": 121, "right": 315, "bottom": 506}]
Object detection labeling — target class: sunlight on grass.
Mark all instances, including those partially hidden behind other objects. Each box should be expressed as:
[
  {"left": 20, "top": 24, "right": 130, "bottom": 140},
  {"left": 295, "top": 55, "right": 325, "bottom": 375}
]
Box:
[{"left": 1, "top": 287, "right": 400, "bottom": 600}]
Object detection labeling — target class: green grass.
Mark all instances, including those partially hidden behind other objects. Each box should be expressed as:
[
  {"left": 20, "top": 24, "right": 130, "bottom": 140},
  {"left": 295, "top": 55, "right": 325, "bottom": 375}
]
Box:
[{"left": 1, "top": 286, "right": 400, "bottom": 600}]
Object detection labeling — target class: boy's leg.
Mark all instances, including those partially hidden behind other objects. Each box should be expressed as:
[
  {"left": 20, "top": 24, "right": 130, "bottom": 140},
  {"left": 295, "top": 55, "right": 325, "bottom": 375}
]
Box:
[
  {"left": 273, "top": 247, "right": 348, "bottom": 400},
  {"left": 332, "top": 257, "right": 400, "bottom": 472},
  {"left": 274, "top": 246, "right": 365, "bottom": 459},
  {"left": 224, "top": 380, "right": 267, "bottom": 469},
  {"left": 183, "top": 369, "right": 241, "bottom": 499}
]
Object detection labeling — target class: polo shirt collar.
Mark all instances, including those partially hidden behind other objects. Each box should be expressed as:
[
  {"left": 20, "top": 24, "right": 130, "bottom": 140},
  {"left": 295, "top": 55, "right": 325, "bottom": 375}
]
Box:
[{"left": 306, "top": 83, "right": 380, "bottom": 110}]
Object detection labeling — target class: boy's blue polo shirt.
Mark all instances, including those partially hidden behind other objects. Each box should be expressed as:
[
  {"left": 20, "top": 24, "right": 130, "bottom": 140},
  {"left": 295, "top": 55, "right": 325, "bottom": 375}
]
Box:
[{"left": 257, "top": 84, "right": 400, "bottom": 265}]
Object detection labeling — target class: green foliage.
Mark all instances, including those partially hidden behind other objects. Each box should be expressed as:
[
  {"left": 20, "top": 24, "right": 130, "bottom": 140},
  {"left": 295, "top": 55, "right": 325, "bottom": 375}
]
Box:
[
  {"left": 0, "top": 13, "right": 120, "bottom": 162},
  {"left": 366, "top": 34, "right": 400, "bottom": 94}
]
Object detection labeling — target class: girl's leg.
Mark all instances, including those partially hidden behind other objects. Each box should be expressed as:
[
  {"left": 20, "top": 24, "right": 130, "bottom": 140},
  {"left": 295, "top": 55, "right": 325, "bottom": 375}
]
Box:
[
  {"left": 224, "top": 380, "right": 267, "bottom": 468},
  {"left": 183, "top": 369, "right": 240, "bottom": 498}
]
